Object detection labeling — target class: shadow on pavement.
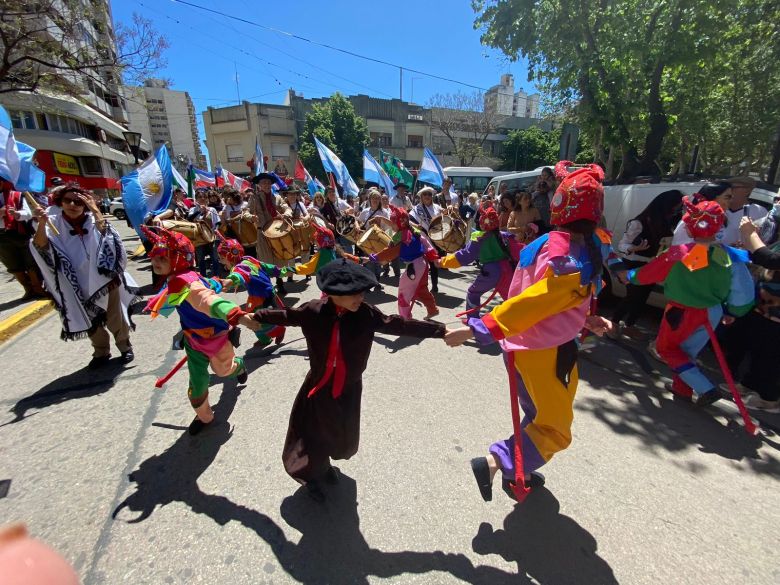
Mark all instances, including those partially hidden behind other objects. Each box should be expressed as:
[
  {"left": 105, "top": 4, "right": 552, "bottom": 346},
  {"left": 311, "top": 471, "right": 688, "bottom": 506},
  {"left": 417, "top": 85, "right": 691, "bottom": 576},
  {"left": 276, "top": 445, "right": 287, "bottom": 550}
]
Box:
[
  {"left": 471, "top": 488, "right": 618, "bottom": 585},
  {"left": 0, "top": 296, "right": 29, "bottom": 313},
  {"left": 112, "top": 377, "right": 523, "bottom": 584},
  {"left": 577, "top": 355, "right": 780, "bottom": 479},
  {"left": 1, "top": 360, "right": 130, "bottom": 426}
]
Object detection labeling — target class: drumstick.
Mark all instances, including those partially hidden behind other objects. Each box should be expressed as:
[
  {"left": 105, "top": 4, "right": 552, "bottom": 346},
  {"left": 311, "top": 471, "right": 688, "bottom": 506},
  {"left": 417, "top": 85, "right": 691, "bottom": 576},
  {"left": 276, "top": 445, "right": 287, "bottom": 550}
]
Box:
[{"left": 23, "top": 192, "right": 59, "bottom": 236}]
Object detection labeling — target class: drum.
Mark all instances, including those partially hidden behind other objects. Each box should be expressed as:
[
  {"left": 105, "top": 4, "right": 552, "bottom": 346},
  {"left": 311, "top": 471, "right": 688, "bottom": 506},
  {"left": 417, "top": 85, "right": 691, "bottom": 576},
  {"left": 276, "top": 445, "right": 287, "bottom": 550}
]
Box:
[
  {"left": 335, "top": 215, "right": 358, "bottom": 243},
  {"left": 357, "top": 225, "right": 393, "bottom": 255},
  {"left": 262, "top": 218, "right": 297, "bottom": 261},
  {"left": 161, "top": 220, "right": 215, "bottom": 248},
  {"left": 427, "top": 214, "right": 465, "bottom": 253},
  {"left": 225, "top": 212, "right": 257, "bottom": 247},
  {"left": 374, "top": 216, "right": 397, "bottom": 240},
  {"left": 292, "top": 218, "right": 312, "bottom": 255}
]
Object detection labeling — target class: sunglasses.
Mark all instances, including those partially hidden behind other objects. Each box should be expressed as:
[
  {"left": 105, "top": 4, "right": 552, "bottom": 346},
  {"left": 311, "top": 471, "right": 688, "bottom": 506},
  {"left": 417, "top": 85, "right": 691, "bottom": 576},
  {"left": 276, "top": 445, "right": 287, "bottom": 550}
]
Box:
[{"left": 61, "top": 197, "right": 85, "bottom": 207}]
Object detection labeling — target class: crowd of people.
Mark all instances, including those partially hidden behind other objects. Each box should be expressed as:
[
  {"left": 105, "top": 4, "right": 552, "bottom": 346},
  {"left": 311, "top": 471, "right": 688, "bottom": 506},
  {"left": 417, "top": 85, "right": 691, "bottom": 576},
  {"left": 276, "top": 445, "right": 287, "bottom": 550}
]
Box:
[{"left": 2, "top": 160, "right": 779, "bottom": 509}]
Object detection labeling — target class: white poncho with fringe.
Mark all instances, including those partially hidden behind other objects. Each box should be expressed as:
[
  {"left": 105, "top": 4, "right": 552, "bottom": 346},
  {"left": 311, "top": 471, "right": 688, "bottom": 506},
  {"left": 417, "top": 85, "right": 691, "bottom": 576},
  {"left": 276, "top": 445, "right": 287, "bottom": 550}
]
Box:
[{"left": 30, "top": 207, "right": 141, "bottom": 340}]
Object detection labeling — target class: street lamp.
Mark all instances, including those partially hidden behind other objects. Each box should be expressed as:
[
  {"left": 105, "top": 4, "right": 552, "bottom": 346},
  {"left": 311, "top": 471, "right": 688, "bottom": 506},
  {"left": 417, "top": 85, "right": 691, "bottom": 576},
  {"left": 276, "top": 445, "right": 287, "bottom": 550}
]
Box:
[{"left": 122, "top": 131, "right": 142, "bottom": 164}]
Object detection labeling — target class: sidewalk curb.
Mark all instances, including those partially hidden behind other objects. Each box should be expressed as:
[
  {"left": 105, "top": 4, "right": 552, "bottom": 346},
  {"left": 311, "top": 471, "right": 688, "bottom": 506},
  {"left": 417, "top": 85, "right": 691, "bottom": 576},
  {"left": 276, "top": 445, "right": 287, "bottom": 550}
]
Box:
[{"left": 0, "top": 300, "right": 54, "bottom": 345}]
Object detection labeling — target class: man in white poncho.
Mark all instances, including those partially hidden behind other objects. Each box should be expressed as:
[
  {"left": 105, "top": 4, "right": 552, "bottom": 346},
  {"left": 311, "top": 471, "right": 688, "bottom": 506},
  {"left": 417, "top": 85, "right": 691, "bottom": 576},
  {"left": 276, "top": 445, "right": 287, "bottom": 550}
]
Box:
[{"left": 30, "top": 183, "right": 141, "bottom": 369}]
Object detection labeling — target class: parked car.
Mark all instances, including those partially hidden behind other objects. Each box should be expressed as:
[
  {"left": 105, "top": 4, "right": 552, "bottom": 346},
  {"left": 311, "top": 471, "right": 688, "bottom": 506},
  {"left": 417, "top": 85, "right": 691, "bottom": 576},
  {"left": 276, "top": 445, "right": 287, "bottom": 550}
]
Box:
[
  {"left": 483, "top": 167, "right": 553, "bottom": 195},
  {"left": 109, "top": 197, "right": 126, "bottom": 220}
]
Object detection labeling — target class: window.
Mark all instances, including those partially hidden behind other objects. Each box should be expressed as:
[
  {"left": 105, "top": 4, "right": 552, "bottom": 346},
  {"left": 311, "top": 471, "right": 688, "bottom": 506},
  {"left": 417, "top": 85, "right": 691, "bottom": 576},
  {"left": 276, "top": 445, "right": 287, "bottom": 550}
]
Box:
[
  {"left": 10, "top": 110, "right": 37, "bottom": 130},
  {"left": 79, "top": 157, "right": 103, "bottom": 176},
  {"left": 226, "top": 144, "right": 244, "bottom": 162},
  {"left": 407, "top": 134, "right": 423, "bottom": 148},
  {"left": 271, "top": 143, "right": 289, "bottom": 159},
  {"left": 369, "top": 132, "right": 392, "bottom": 148},
  {"left": 408, "top": 114, "right": 424, "bottom": 122}
]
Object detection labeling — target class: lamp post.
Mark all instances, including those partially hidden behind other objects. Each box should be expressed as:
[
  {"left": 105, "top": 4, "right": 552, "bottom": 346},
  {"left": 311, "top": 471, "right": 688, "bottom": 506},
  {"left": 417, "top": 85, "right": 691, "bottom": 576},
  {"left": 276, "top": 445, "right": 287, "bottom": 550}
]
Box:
[{"left": 122, "top": 131, "right": 142, "bottom": 164}]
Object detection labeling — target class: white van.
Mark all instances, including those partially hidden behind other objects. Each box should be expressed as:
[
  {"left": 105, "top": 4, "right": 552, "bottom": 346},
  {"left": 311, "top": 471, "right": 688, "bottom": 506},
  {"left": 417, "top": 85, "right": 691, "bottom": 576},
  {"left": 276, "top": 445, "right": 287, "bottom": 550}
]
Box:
[
  {"left": 483, "top": 166, "right": 553, "bottom": 195},
  {"left": 442, "top": 167, "right": 505, "bottom": 195}
]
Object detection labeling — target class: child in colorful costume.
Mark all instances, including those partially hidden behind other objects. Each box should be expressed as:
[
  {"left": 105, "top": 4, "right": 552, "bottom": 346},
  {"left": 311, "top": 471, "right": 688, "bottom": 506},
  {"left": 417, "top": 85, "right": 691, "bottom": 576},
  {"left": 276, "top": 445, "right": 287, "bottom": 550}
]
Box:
[
  {"left": 289, "top": 222, "right": 357, "bottom": 278},
  {"left": 253, "top": 260, "right": 447, "bottom": 502},
  {"left": 623, "top": 197, "right": 755, "bottom": 405},
  {"left": 369, "top": 206, "right": 439, "bottom": 320},
  {"left": 444, "top": 162, "right": 614, "bottom": 503},
  {"left": 437, "top": 203, "right": 517, "bottom": 319},
  {"left": 142, "top": 226, "right": 259, "bottom": 435},
  {"left": 216, "top": 235, "right": 287, "bottom": 347}
]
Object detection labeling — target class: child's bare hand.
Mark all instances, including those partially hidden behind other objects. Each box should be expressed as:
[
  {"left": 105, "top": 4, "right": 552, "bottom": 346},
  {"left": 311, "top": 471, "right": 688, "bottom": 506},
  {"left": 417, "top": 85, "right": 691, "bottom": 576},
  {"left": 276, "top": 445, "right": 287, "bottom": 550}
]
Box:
[
  {"left": 444, "top": 326, "right": 473, "bottom": 347},
  {"left": 239, "top": 314, "right": 260, "bottom": 331},
  {"left": 584, "top": 315, "right": 613, "bottom": 337}
]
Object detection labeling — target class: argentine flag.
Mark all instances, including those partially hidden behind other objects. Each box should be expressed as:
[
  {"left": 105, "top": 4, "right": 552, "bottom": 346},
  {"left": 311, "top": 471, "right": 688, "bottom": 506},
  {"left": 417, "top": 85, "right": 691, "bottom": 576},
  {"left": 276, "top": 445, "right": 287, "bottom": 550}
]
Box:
[
  {"left": 418, "top": 147, "right": 446, "bottom": 188},
  {"left": 0, "top": 105, "right": 46, "bottom": 192},
  {"left": 120, "top": 145, "right": 173, "bottom": 229},
  {"left": 254, "top": 137, "right": 265, "bottom": 175},
  {"left": 363, "top": 149, "right": 396, "bottom": 196},
  {"left": 314, "top": 136, "right": 359, "bottom": 197}
]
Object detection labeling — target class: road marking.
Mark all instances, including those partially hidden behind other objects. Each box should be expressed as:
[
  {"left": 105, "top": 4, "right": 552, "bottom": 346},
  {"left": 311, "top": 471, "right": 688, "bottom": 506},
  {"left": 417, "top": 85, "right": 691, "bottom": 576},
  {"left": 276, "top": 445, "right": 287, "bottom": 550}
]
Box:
[{"left": 0, "top": 300, "right": 54, "bottom": 344}]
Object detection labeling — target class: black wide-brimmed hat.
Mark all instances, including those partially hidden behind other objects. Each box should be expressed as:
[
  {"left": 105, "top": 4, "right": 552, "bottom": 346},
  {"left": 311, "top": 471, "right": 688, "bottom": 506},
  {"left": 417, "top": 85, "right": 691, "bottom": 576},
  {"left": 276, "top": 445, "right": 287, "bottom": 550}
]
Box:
[
  {"left": 316, "top": 259, "right": 378, "bottom": 295},
  {"left": 250, "top": 172, "right": 276, "bottom": 184}
]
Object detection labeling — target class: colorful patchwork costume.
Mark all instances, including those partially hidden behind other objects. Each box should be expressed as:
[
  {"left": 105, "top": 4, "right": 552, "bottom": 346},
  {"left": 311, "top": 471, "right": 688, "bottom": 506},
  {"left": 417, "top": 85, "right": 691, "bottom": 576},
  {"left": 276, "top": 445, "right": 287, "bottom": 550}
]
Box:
[
  {"left": 467, "top": 163, "right": 613, "bottom": 501},
  {"left": 439, "top": 204, "right": 518, "bottom": 318},
  {"left": 627, "top": 197, "right": 755, "bottom": 403},
  {"left": 217, "top": 236, "right": 286, "bottom": 346},
  {"left": 370, "top": 206, "right": 439, "bottom": 319},
  {"left": 142, "top": 227, "right": 248, "bottom": 417}
]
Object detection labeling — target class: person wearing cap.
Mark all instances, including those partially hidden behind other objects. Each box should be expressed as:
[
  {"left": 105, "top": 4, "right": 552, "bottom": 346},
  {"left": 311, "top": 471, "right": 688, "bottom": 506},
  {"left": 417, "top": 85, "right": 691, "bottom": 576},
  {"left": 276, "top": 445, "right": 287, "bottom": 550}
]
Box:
[
  {"left": 389, "top": 182, "right": 412, "bottom": 211},
  {"left": 621, "top": 196, "right": 755, "bottom": 406},
  {"left": 444, "top": 162, "right": 615, "bottom": 503},
  {"left": 253, "top": 259, "right": 447, "bottom": 502},
  {"left": 721, "top": 176, "right": 766, "bottom": 245},
  {"left": 142, "top": 226, "right": 260, "bottom": 435}
]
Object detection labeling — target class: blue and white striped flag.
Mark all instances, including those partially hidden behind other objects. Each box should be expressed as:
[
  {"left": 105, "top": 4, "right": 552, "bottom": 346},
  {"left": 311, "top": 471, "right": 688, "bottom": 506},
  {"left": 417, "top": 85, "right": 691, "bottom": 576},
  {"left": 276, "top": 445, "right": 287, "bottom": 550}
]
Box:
[
  {"left": 254, "top": 137, "right": 265, "bottom": 175},
  {"left": 120, "top": 145, "right": 173, "bottom": 229},
  {"left": 418, "top": 147, "right": 446, "bottom": 188},
  {"left": 314, "top": 136, "right": 359, "bottom": 197},
  {"left": 363, "top": 149, "right": 396, "bottom": 196},
  {"left": 0, "top": 105, "right": 46, "bottom": 192}
]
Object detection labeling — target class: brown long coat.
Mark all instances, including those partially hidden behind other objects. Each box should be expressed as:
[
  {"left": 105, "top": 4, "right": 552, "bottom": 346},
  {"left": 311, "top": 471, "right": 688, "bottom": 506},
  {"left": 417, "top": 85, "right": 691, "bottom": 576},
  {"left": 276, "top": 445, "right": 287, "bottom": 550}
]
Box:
[
  {"left": 248, "top": 188, "right": 290, "bottom": 264},
  {"left": 255, "top": 298, "right": 445, "bottom": 483}
]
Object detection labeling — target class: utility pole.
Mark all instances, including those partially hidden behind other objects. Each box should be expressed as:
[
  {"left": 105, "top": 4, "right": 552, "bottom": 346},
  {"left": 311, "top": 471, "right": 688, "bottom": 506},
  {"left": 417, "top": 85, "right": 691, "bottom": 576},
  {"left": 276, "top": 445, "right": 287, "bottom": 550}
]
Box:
[
  {"left": 234, "top": 62, "right": 241, "bottom": 105},
  {"left": 399, "top": 67, "right": 403, "bottom": 101}
]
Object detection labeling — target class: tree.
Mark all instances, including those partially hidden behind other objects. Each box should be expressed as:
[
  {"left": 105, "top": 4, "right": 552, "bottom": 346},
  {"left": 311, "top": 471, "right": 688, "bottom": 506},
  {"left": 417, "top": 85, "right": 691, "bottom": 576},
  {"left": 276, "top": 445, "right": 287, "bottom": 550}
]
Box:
[
  {"left": 498, "top": 126, "right": 560, "bottom": 171},
  {"left": 0, "top": 1, "right": 168, "bottom": 96},
  {"left": 428, "top": 91, "right": 503, "bottom": 166},
  {"left": 298, "top": 93, "right": 369, "bottom": 181},
  {"left": 472, "top": 0, "right": 780, "bottom": 182}
]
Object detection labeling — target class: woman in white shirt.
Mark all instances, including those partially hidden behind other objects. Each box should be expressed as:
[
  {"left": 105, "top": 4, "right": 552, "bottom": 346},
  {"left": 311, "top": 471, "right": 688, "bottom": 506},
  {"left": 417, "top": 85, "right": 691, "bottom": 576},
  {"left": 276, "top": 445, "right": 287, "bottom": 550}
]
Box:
[{"left": 357, "top": 189, "right": 390, "bottom": 227}]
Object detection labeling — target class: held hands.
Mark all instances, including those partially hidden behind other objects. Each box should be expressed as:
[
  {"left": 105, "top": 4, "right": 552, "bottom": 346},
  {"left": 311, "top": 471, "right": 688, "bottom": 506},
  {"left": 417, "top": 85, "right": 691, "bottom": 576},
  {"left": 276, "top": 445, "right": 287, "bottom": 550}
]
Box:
[
  {"left": 584, "top": 315, "right": 614, "bottom": 337},
  {"left": 444, "top": 326, "right": 473, "bottom": 347},
  {"left": 238, "top": 313, "right": 260, "bottom": 331}
]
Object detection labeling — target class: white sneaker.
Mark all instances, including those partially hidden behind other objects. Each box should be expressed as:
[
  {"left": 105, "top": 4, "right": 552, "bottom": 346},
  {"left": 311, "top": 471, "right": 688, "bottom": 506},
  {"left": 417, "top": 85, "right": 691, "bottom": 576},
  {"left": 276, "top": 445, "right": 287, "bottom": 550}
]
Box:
[
  {"left": 743, "top": 394, "right": 780, "bottom": 413},
  {"left": 719, "top": 382, "right": 754, "bottom": 398}
]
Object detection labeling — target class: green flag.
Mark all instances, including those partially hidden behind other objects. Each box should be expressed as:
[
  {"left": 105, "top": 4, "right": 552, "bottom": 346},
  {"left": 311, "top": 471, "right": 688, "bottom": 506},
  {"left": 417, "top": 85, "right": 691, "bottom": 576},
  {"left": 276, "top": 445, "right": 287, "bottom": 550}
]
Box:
[{"left": 379, "top": 149, "right": 414, "bottom": 187}]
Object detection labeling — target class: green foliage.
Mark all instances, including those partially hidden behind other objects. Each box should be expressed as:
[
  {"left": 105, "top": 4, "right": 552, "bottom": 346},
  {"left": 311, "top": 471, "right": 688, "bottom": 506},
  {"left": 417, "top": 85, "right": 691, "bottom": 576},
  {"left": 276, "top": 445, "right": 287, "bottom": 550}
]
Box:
[
  {"left": 298, "top": 93, "right": 369, "bottom": 181},
  {"left": 473, "top": 0, "right": 780, "bottom": 182},
  {"left": 498, "top": 127, "right": 561, "bottom": 171}
]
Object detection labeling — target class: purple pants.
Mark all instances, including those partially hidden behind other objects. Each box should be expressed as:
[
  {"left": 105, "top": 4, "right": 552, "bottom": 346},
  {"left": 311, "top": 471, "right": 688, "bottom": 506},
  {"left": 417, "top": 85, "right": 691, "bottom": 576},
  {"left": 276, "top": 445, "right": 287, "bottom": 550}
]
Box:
[{"left": 466, "top": 260, "right": 512, "bottom": 316}]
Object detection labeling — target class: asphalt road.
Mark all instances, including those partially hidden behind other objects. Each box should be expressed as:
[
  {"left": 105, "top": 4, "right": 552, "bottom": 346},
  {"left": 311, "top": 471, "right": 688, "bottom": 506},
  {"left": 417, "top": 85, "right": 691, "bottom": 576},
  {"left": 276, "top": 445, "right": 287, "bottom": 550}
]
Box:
[{"left": 1, "top": 222, "right": 778, "bottom": 585}]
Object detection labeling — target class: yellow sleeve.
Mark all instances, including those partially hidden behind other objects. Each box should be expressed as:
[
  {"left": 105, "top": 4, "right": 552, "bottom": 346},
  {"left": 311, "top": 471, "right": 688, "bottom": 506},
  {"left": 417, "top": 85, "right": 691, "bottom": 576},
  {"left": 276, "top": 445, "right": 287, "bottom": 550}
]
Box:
[
  {"left": 485, "top": 270, "right": 589, "bottom": 339},
  {"left": 293, "top": 252, "right": 320, "bottom": 275},
  {"left": 438, "top": 253, "right": 462, "bottom": 269}
]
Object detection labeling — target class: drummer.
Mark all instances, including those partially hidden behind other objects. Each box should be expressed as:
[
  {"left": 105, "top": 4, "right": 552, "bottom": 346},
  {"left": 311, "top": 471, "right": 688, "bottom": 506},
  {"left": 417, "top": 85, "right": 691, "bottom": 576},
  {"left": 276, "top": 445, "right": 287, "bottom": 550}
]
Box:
[
  {"left": 390, "top": 182, "right": 413, "bottom": 210},
  {"left": 248, "top": 172, "right": 291, "bottom": 293},
  {"left": 410, "top": 186, "right": 445, "bottom": 294},
  {"left": 321, "top": 185, "right": 355, "bottom": 254},
  {"left": 357, "top": 188, "right": 390, "bottom": 289},
  {"left": 281, "top": 183, "right": 311, "bottom": 282}
]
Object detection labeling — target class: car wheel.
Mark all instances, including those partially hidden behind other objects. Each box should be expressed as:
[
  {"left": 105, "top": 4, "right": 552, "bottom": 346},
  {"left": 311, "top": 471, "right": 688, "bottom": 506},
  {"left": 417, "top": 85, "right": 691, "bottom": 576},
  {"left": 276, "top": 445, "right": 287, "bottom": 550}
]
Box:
[{"left": 113, "top": 209, "right": 126, "bottom": 220}]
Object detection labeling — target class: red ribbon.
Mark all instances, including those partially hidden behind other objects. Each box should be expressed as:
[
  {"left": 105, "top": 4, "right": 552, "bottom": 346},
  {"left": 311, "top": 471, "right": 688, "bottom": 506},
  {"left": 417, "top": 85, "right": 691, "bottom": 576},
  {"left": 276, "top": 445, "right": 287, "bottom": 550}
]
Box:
[
  {"left": 505, "top": 351, "right": 530, "bottom": 503},
  {"left": 307, "top": 322, "right": 346, "bottom": 399}
]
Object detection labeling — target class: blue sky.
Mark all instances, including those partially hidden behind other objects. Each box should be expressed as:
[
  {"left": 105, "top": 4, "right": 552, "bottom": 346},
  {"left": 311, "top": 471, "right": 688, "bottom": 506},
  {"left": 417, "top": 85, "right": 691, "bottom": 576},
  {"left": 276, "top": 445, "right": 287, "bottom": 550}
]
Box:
[{"left": 110, "top": 0, "right": 534, "bottom": 167}]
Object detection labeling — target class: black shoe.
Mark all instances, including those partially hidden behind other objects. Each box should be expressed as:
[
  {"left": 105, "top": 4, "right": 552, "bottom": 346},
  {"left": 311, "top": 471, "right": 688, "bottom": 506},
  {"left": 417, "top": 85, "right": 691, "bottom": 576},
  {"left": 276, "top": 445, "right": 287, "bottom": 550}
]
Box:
[
  {"left": 188, "top": 417, "right": 213, "bottom": 436},
  {"left": 120, "top": 349, "right": 134, "bottom": 364},
  {"left": 236, "top": 368, "right": 248, "bottom": 384},
  {"left": 287, "top": 275, "right": 293, "bottom": 282},
  {"left": 305, "top": 275, "right": 312, "bottom": 282},
  {"left": 431, "top": 286, "right": 439, "bottom": 293},
  {"left": 325, "top": 466, "right": 340, "bottom": 485},
  {"left": 306, "top": 480, "right": 326, "bottom": 503},
  {"left": 87, "top": 355, "right": 111, "bottom": 370},
  {"left": 373, "top": 284, "right": 384, "bottom": 292},
  {"left": 470, "top": 457, "right": 493, "bottom": 502},
  {"left": 277, "top": 283, "right": 288, "bottom": 296},
  {"left": 696, "top": 390, "right": 722, "bottom": 407}
]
